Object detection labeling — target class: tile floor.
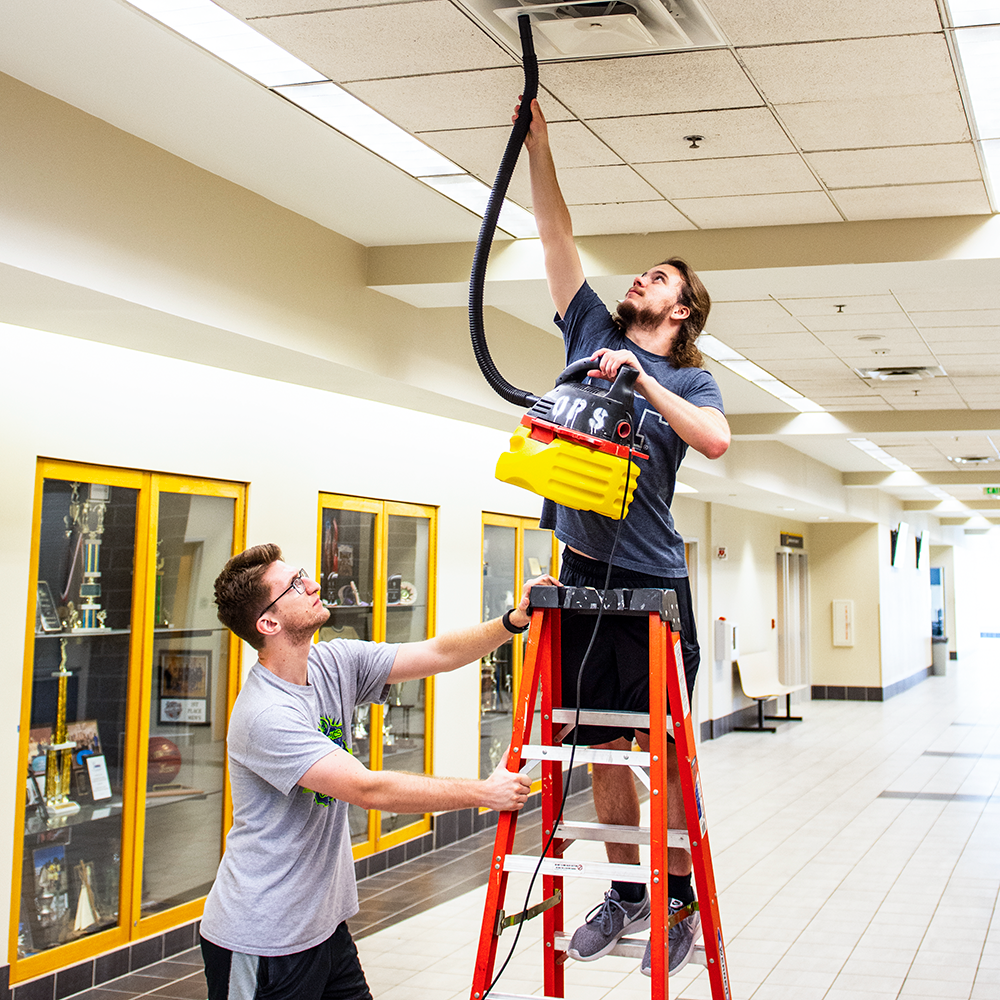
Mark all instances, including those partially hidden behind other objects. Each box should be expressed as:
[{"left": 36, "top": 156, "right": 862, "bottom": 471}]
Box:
[{"left": 69, "top": 647, "right": 1000, "bottom": 999}]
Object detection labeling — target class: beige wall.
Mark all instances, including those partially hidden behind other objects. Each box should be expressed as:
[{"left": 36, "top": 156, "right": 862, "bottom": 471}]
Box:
[{"left": 808, "top": 523, "right": 882, "bottom": 688}]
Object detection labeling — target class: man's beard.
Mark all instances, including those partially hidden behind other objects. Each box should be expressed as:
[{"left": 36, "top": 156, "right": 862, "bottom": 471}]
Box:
[{"left": 615, "top": 295, "right": 673, "bottom": 331}]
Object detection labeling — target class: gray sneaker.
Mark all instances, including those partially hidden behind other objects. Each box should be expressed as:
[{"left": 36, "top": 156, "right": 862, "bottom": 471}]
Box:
[
  {"left": 567, "top": 887, "right": 651, "bottom": 961},
  {"left": 641, "top": 897, "right": 701, "bottom": 976}
]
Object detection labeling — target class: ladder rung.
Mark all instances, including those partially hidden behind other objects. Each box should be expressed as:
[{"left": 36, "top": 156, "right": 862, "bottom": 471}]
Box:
[
  {"left": 556, "top": 820, "right": 689, "bottom": 850},
  {"left": 553, "top": 933, "right": 707, "bottom": 967},
  {"left": 519, "top": 745, "right": 649, "bottom": 768},
  {"left": 503, "top": 855, "right": 649, "bottom": 882},
  {"left": 551, "top": 708, "right": 653, "bottom": 729}
]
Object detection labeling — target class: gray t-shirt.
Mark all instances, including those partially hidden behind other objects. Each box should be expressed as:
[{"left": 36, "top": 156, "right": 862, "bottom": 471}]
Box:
[
  {"left": 540, "top": 282, "right": 724, "bottom": 576},
  {"left": 200, "top": 639, "right": 397, "bottom": 956}
]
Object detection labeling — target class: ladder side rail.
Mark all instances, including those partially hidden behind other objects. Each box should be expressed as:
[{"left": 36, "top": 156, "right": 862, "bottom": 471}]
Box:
[
  {"left": 541, "top": 608, "right": 564, "bottom": 999},
  {"left": 648, "top": 614, "right": 670, "bottom": 1000},
  {"left": 662, "top": 621, "right": 732, "bottom": 1000},
  {"left": 471, "top": 608, "right": 548, "bottom": 1000}
]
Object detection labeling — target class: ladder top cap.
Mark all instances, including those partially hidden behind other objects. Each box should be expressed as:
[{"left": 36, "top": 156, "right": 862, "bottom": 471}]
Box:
[{"left": 528, "top": 585, "right": 681, "bottom": 625}]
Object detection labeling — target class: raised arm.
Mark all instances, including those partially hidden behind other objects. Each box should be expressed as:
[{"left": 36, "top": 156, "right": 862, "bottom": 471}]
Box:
[
  {"left": 299, "top": 746, "right": 531, "bottom": 813},
  {"left": 516, "top": 98, "right": 585, "bottom": 318},
  {"left": 386, "top": 574, "right": 559, "bottom": 684}
]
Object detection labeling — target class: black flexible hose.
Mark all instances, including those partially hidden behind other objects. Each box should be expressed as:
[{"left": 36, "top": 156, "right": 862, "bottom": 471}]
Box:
[{"left": 469, "top": 13, "right": 540, "bottom": 409}]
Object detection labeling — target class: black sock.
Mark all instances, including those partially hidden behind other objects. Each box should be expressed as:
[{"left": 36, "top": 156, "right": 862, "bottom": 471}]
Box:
[
  {"left": 612, "top": 880, "right": 645, "bottom": 904},
  {"left": 667, "top": 873, "right": 694, "bottom": 905}
]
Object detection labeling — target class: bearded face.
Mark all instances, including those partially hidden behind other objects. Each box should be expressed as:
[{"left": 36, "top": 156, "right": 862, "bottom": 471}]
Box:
[{"left": 615, "top": 294, "right": 676, "bottom": 331}]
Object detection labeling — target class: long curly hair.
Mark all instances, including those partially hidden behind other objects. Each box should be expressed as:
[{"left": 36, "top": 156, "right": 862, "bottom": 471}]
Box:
[{"left": 613, "top": 257, "right": 711, "bottom": 368}]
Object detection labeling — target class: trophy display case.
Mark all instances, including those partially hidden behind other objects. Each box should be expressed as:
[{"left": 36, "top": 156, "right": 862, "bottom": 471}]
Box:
[
  {"left": 479, "top": 516, "right": 558, "bottom": 781},
  {"left": 318, "top": 495, "right": 436, "bottom": 857},
  {"left": 13, "top": 462, "right": 245, "bottom": 983}
]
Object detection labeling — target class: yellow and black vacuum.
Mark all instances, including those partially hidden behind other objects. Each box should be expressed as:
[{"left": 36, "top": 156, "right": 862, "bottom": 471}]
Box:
[{"left": 470, "top": 15, "right": 645, "bottom": 519}]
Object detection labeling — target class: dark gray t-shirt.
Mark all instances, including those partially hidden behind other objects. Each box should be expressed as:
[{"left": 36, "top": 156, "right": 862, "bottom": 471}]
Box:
[
  {"left": 200, "top": 639, "right": 396, "bottom": 956},
  {"left": 540, "top": 282, "right": 724, "bottom": 576}
]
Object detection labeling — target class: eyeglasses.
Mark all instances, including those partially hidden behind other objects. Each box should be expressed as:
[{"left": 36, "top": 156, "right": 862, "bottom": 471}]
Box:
[{"left": 258, "top": 568, "right": 308, "bottom": 620}]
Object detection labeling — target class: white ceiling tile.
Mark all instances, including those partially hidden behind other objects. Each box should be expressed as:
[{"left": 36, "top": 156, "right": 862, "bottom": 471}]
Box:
[
  {"left": 779, "top": 295, "right": 904, "bottom": 317},
  {"left": 539, "top": 50, "right": 763, "bottom": 119},
  {"left": 717, "top": 331, "right": 817, "bottom": 350},
  {"left": 744, "top": 343, "right": 838, "bottom": 360},
  {"left": 708, "top": 0, "right": 943, "bottom": 46},
  {"left": 706, "top": 299, "right": 804, "bottom": 334},
  {"left": 248, "top": 2, "right": 514, "bottom": 83},
  {"left": 589, "top": 108, "right": 795, "bottom": 162},
  {"left": 418, "top": 119, "right": 621, "bottom": 196},
  {"left": 635, "top": 154, "right": 820, "bottom": 199},
  {"left": 558, "top": 165, "right": 663, "bottom": 206},
  {"left": 776, "top": 93, "right": 971, "bottom": 150},
  {"left": 910, "top": 310, "right": 1000, "bottom": 328},
  {"left": 818, "top": 402, "right": 889, "bottom": 410},
  {"left": 739, "top": 35, "right": 956, "bottom": 106},
  {"left": 221, "top": 0, "right": 376, "bottom": 14},
  {"left": 834, "top": 182, "right": 992, "bottom": 221},
  {"left": 672, "top": 191, "right": 841, "bottom": 229},
  {"left": 567, "top": 201, "right": 697, "bottom": 236},
  {"left": 923, "top": 342, "right": 1000, "bottom": 360},
  {"left": 807, "top": 144, "right": 982, "bottom": 189},
  {"left": 886, "top": 400, "right": 965, "bottom": 409},
  {"left": 839, "top": 351, "right": 939, "bottom": 365},
  {"left": 798, "top": 312, "right": 914, "bottom": 333},
  {"left": 763, "top": 359, "right": 857, "bottom": 375},
  {"left": 346, "top": 73, "right": 571, "bottom": 132},
  {"left": 895, "top": 287, "right": 1000, "bottom": 311}
]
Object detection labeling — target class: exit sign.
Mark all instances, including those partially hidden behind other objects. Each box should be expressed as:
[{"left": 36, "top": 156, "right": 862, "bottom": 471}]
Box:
[{"left": 985, "top": 487, "right": 1000, "bottom": 496}]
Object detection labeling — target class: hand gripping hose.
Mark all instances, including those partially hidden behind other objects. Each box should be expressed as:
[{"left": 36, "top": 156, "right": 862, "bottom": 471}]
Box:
[{"left": 469, "top": 14, "right": 540, "bottom": 409}]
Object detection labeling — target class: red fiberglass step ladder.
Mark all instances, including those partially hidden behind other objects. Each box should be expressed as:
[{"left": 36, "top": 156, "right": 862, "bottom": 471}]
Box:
[{"left": 470, "top": 585, "right": 731, "bottom": 1000}]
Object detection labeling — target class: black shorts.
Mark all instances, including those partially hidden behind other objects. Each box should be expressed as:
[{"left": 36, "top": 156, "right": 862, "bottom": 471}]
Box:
[
  {"left": 201, "top": 922, "right": 372, "bottom": 1000},
  {"left": 558, "top": 548, "right": 699, "bottom": 746}
]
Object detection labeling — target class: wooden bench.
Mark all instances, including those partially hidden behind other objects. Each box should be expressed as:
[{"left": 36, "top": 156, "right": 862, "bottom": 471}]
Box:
[{"left": 734, "top": 652, "right": 807, "bottom": 733}]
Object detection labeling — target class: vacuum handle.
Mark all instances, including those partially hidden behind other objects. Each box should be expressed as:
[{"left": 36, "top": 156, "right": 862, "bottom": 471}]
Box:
[
  {"left": 553, "top": 357, "right": 597, "bottom": 386},
  {"left": 554, "top": 359, "right": 640, "bottom": 400}
]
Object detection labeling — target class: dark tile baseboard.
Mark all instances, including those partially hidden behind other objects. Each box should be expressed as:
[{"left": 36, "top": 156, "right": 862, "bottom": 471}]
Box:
[
  {"left": 352, "top": 764, "right": 591, "bottom": 884},
  {"left": 811, "top": 665, "right": 933, "bottom": 704},
  {"left": 701, "top": 703, "right": 769, "bottom": 740},
  {"left": 2, "top": 919, "right": 200, "bottom": 1000}
]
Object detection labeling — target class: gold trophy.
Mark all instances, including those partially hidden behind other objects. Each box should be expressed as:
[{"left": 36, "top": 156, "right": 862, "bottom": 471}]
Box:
[
  {"left": 64, "top": 483, "right": 110, "bottom": 632},
  {"left": 43, "top": 638, "right": 80, "bottom": 817}
]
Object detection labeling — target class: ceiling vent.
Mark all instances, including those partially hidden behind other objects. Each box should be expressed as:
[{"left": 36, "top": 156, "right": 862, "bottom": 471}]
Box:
[
  {"left": 949, "top": 455, "right": 999, "bottom": 466},
  {"left": 459, "top": 0, "right": 726, "bottom": 61},
  {"left": 853, "top": 365, "right": 947, "bottom": 382}
]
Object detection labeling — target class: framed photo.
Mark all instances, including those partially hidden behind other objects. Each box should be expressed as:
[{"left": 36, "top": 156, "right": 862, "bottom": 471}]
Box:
[{"left": 158, "top": 651, "right": 211, "bottom": 725}]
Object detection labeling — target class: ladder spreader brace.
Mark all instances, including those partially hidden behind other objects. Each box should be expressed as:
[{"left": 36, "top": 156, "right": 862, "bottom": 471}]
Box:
[{"left": 470, "top": 586, "right": 732, "bottom": 1000}]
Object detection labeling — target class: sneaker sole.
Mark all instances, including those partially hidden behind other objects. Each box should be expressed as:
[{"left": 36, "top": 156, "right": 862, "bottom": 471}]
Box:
[
  {"left": 640, "top": 912, "right": 702, "bottom": 977},
  {"left": 567, "top": 910, "right": 652, "bottom": 962}
]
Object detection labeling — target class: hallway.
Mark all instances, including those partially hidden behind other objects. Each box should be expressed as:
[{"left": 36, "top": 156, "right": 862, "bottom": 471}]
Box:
[{"left": 64, "top": 649, "right": 1000, "bottom": 1000}]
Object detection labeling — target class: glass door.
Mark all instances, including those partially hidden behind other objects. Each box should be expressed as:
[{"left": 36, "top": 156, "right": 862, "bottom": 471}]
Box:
[
  {"left": 317, "top": 495, "right": 437, "bottom": 858},
  {"left": 12, "top": 461, "right": 246, "bottom": 983},
  {"left": 134, "top": 480, "right": 243, "bottom": 935},
  {"left": 479, "top": 515, "right": 558, "bottom": 780}
]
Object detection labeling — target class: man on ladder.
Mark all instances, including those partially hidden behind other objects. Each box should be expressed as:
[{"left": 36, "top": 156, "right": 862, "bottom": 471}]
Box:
[{"left": 515, "top": 96, "right": 731, "bottom": 975}]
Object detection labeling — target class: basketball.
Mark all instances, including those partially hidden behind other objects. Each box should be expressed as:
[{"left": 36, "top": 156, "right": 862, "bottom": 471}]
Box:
[{"left": 147, "top": 735, "right": 182, "bottom": 786}]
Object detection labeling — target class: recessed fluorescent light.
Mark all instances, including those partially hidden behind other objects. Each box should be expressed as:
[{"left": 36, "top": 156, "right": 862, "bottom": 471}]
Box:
[
  {"left": 674, "top": 480, "right": 697, "bottom": 494},
  {"left": 847, "top": 438, "right": 912, "bottom": 472},
  {"left": 275, "top": 84, "right": 463, "bottom": 177},
  {"left": 127, "top": 0, "right": 325, "bottom": 86},
  {"left": 925, "top": 486, "right": 958, "bottom": 501},
  {"left": 948, "top": 1, "right": 1000, "bottom": 27},
  {"left": 419, "top": 175, "right": 539, "bottom": 238},
  {"left": 699, "top": 334, "right": 825, "bottom": 412},
  {"left": 953, "top": 24, "right": 1000, "bottom": 138},
  {"left": 698, "top": 334, "right": 743, "bottom": 362}
]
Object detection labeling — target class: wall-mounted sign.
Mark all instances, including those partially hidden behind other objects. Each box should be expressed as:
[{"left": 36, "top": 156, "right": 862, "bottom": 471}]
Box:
[
  {"left": 984, "top": 486, "right": 1000, "bottom": 496},
  {"left": 780, "top": 533, "right": 804, "bottom": 549},
  {"left": 715, "top": 546, "right": 728, "bottom": 560}
]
